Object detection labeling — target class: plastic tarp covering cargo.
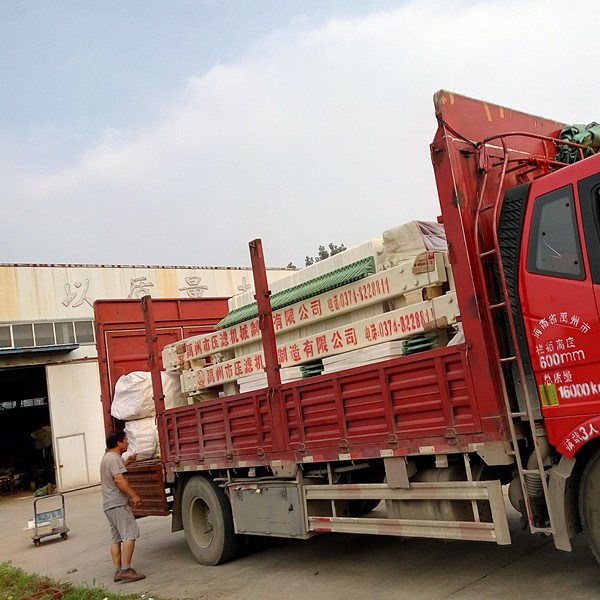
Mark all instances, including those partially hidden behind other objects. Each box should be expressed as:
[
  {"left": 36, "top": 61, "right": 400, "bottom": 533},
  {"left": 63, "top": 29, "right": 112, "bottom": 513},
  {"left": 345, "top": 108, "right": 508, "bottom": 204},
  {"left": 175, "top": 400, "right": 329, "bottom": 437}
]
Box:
[
  {"left": 381, "top": 221, "right": 447, "bottom": 269},
  {"left": 122, "top": 417, "right": 159, "bottom": 461},
  {"left": 111, "top": 371, "right": 184, "bottom": 421}
]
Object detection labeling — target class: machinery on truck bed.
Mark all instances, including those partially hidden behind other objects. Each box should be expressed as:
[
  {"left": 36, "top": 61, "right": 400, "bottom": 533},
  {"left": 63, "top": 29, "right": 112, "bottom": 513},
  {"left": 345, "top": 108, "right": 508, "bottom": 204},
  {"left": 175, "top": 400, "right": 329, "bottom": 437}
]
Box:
[{"left": 96, "top": 90, "right": 600, "bottom": 566}]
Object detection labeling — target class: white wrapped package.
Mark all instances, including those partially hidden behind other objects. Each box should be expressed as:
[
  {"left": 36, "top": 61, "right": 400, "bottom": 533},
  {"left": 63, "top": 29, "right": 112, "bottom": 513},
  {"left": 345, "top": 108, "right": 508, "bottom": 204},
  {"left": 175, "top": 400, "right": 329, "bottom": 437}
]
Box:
[
  {"left": 382, "top": 221, "right": 447, "bottom": 268},
  {"left": 122, "top": 417, "right": 159, "bottom": 462},
  {"left": 111, "top": 371, "right": 186, "bottom": 421},
  {"left": 162, "top": 371, "right": 186, "bottom": 409}
]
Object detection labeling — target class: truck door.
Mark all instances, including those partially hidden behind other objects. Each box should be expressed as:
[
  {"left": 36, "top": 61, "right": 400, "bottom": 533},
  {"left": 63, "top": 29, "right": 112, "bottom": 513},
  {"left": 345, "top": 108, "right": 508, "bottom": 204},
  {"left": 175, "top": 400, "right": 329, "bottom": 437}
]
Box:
[
  {"left": 578, "top": 173, "right": 600, "bottom": 332},
  {"left": 519, "top": 173, "right": 600, "bottom": 426}
]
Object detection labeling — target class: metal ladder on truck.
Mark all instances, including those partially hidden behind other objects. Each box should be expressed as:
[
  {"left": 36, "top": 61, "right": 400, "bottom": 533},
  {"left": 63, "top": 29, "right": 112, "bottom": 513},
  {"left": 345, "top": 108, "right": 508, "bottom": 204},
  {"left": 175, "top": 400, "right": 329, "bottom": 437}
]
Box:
[{"left": 472, "top": 132, "right": 563, "bottom": 536}]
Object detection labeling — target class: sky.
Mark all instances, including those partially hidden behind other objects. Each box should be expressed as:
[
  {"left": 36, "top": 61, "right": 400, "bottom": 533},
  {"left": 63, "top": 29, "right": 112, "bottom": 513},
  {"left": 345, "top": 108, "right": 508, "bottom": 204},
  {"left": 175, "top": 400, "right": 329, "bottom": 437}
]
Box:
[{"left": 1, "top": 0, "right": 600, "bottom": 269}]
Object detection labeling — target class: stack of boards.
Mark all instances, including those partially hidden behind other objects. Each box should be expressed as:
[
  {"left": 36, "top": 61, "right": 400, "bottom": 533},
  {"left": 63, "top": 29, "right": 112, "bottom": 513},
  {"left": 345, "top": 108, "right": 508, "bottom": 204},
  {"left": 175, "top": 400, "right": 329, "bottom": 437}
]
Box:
[{"left": 162, "top": 221, "right": 459, "bottom": 402}]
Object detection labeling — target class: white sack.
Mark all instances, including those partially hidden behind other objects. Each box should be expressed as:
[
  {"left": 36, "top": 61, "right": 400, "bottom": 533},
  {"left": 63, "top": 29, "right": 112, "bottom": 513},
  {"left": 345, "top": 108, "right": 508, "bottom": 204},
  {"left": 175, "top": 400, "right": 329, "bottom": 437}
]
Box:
[
  {"left": 111, "top": 371, "right": 186, "bottom": 421},
  {"left": 122, "top": 417, "right": 159, "bottom": 461}
]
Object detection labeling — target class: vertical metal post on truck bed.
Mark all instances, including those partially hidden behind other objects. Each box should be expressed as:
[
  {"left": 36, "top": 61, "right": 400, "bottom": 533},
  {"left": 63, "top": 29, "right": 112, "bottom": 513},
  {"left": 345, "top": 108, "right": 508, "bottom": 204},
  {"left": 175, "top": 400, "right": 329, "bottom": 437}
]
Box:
[
  {"left": 249, "top": 239, "right": 284, "bottom": 450},
  {"left": 141, "top": 294, "right": 168, "bottom": 464}
]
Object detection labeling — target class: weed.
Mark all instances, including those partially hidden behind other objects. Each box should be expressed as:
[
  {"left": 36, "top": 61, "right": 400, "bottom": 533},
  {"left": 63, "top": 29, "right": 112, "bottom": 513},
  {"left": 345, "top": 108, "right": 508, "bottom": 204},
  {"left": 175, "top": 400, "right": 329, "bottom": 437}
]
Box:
[{"left": 0, "top": 563, "right": 166, "bottom": 600}]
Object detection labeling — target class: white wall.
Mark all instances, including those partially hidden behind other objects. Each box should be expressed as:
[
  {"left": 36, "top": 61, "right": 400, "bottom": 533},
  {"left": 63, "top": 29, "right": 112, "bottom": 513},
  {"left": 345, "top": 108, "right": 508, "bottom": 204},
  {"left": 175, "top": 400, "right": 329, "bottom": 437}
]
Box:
[{"left": 0, "top": 264, "right": 291, "bottom": 322}]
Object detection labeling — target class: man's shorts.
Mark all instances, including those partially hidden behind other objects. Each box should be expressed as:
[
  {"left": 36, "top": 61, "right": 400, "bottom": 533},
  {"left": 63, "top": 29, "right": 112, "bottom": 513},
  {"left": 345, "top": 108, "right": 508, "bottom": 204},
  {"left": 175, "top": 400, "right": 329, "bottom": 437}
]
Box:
[{"left": 104, "top": 505, "right": 140, "bottom": 543}]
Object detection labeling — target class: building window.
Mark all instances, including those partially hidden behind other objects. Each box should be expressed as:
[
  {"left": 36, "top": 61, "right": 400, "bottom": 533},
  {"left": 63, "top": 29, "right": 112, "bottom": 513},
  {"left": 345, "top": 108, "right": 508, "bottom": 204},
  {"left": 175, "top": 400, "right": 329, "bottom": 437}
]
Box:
[
  {"left": 34, "top": 323, "right": 55, "bottom": 346},
  {"left": 74, "top": 321, "right": 95, "bottom": 344},
  {"left": 55, "top": 322, "right": 75, "bottom": 345},
  {"left": 0, "top": 326, "right": 11, "bottom": 349},
  {"left": 12, "top": 324, "right": 34, "bottom": 347},
  {"left": 0, "top": 319, "right": 95, "bottom": 349}
]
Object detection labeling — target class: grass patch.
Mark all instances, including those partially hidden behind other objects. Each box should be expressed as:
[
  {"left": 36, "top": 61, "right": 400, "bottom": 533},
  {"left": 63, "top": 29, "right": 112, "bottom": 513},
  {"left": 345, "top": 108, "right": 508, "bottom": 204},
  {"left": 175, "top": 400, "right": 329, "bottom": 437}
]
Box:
[{"left": 0, "top": 562, "right": 166, "bottom": 600}]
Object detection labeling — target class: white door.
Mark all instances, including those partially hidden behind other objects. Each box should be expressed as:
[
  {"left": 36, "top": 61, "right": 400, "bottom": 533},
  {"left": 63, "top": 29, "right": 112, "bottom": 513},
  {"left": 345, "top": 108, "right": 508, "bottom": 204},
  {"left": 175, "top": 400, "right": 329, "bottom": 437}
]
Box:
[
  {"left": 56, "top": 433, "right": 89, "bottom": 490},
  {"left": 46, "top": 361, "right": 105, "bottom": 491}
]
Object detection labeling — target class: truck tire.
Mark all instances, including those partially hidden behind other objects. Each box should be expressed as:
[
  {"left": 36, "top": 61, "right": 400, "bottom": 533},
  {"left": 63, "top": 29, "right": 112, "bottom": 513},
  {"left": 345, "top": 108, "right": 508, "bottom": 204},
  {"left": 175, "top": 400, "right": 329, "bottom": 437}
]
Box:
[
  {"left": 580, "top": 449, "right": 600, "bottom": 564},
  {"left": 181, "top": 475, "right": 240, "bottom": 565},
  {"left": 347, "top": 499, "right": 381, "bottom": 517}
]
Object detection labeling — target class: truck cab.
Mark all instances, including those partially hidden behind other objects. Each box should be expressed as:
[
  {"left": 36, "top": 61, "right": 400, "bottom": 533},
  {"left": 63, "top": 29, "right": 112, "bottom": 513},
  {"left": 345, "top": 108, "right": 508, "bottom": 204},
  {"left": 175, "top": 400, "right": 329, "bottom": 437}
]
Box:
[{"left": 512, "top": 156, "right": 600, "bottom": 454}]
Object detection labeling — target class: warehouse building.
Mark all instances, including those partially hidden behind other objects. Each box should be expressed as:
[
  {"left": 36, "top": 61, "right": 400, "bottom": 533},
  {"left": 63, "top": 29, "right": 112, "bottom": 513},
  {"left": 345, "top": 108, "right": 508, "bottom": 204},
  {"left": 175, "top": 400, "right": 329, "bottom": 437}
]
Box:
[{"left": 0, "top": 263, "right": 290, "bottom": 495}]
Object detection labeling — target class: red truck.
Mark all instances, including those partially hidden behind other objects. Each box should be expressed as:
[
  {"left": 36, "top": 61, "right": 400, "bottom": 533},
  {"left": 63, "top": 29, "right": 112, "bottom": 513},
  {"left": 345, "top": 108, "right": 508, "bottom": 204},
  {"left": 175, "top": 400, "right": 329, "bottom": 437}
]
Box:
[{"left": 96, "top": 90, "right": 600, "bottom": 566}]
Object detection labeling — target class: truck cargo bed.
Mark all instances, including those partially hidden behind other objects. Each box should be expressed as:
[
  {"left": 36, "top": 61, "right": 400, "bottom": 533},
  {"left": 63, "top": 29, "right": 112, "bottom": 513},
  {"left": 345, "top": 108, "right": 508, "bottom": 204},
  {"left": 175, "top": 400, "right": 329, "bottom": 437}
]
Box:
[{"left": 163, "top": 344, "right": 502, "bottom": 474}]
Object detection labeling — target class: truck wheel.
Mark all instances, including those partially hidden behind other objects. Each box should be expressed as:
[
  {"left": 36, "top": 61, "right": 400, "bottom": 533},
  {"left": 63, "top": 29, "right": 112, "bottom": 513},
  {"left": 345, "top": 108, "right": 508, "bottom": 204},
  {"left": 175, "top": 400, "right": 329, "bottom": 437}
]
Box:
[
  {"left": 181, "top": 475, "right": 240, "bottom": 565},
  {"left": 347, "top": 499, "right": 381, "bottom": 517},
  {"left": 342, "top": 471, "right": 382, "bottom": 516},
  {"left": 580, "top": 449, "right": 600, "bottom": 563}
]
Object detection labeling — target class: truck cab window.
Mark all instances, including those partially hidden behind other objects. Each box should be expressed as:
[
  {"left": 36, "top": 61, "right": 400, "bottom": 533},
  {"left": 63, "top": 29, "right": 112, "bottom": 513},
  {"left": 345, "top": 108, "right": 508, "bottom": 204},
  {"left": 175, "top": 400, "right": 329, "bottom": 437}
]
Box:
[{"left": 527, "top": 186, "right": 584, "bottom": 280}]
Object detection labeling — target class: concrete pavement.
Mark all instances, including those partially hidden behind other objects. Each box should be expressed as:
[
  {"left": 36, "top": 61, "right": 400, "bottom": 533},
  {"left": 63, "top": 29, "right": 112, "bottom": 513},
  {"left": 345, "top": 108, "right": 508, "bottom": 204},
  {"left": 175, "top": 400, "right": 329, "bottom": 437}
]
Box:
[{"left": 1, "top": 485, "right": 600, "bottom": 600}]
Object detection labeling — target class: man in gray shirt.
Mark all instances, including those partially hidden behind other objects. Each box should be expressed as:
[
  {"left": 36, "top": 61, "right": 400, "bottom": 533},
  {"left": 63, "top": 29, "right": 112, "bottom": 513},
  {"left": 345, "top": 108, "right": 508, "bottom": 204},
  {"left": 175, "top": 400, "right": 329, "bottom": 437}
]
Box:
[{"left": 101, "top": 430, "right": 145, "bottom": 583}]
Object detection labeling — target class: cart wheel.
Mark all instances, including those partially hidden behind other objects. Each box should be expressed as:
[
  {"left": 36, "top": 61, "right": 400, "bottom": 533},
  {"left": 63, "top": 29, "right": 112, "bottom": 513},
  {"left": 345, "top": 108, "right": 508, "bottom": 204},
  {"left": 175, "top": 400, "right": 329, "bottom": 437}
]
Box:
[
  {"left": 33, "top": 539, "right": 41, "bottom": 547},
  {"left": 60, "top": 532, "right": 68, "bottom": 539}
]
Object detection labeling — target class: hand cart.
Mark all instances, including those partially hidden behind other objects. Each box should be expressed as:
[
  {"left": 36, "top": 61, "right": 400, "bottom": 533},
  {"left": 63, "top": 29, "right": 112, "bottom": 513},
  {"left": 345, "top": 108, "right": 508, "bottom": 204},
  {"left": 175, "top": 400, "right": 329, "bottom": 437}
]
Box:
[{"left": 25, "top": 493, "right": 70, "bottom": 547}]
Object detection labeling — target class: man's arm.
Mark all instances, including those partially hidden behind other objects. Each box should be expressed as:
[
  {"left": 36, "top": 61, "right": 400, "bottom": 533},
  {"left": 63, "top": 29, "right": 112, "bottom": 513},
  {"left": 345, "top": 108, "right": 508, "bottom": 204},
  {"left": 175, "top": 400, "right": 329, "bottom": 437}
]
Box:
[{"left": 113, "top": 473, "right": 142, "bottom": 509}]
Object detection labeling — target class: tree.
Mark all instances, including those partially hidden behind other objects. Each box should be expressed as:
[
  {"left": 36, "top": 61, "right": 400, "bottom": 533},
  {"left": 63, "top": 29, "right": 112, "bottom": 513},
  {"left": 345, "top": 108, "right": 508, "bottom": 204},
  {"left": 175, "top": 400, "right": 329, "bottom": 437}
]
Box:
[{"left": 305, "top": 242, "right": 347, "bottom": 266}]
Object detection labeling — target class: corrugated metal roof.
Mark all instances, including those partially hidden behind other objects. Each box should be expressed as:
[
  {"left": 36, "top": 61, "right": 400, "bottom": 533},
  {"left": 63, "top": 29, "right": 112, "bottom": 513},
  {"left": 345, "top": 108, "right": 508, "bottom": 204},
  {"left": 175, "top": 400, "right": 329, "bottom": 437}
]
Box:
[
  {"left": 0, "top": 344, "right": 80, "bottom": 355},
  {"left": 217, "top": 257, "right": 376, "bottom": 329}
]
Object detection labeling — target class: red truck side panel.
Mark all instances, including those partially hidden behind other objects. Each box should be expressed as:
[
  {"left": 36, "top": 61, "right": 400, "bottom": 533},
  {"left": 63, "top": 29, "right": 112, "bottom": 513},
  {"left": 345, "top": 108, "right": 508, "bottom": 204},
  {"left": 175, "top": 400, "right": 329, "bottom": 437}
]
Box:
[
  {"left": 95, "top": 297, "right": 229, "bottom": 516},
  {"left": 162, "top": 345, "right": 494, "bottom": 473},
  {"left": 96, "top": 298, "right": 229, "bottom": 434}
]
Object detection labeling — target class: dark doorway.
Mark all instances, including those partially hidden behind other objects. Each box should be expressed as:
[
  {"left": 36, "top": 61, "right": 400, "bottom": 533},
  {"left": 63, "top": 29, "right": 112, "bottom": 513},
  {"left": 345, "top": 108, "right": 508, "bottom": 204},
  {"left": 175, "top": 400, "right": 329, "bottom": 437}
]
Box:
[{"left": 0, "top": 365, "right": 55, "bottom": 494}]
